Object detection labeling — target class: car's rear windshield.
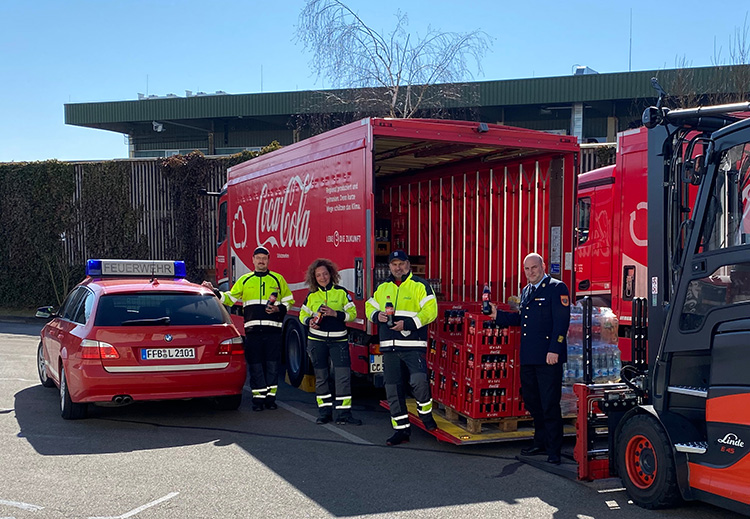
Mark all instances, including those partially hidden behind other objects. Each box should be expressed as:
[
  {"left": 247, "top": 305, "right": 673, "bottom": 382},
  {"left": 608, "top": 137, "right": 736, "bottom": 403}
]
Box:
[{"left": 94, "top": 293, "right": 230, "bottom": 326}]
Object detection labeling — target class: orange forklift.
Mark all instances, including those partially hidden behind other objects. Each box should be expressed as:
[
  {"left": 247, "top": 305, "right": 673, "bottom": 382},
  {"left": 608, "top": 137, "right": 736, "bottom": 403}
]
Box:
[{"left": 575, "top": 82, "right": 750, "bottom": 515}]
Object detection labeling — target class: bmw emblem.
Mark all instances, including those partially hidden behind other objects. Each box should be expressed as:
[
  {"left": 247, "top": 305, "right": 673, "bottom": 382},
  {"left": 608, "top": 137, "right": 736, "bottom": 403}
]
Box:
[{"left": 164, "top": 334, "right": 173, "bottom": 342}]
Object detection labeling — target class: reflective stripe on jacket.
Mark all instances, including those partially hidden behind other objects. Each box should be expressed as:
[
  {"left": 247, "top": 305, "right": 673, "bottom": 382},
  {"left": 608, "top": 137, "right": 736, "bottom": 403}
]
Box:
[
  {"left": 365, "top": 272, "right": 437, "bottom": 351},
  {"left": 299, "top": 284, "right": 356, "bottom": 341},
  {"left": 220, "top": 270, "right": 294, "bottom": 332}
]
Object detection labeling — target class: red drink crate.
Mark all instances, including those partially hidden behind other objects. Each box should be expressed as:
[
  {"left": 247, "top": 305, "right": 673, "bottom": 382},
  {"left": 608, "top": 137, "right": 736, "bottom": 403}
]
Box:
[
  {"left": 510, "top": 330, "right": 530, "bottom": 416},
  {"left": 447, "top": 339, "right": 462, "bottom": 378},
  {"left": 463, "top": 350, "right": 515, "bottom": 384},
  {"left": 432, "top": 301, "right": 483, "bottom": 341},
  {"left": 426, "top": 331, "right": 439, "bottom": 370},
  {"left": 447, "top": 374, "right": 463, "bottom": 410},
  {"left": 435, "top": 372, "right": 448, "bottom": 404},
  {"left": 461, "top": 380, "right": 514, "bottom": 419}
]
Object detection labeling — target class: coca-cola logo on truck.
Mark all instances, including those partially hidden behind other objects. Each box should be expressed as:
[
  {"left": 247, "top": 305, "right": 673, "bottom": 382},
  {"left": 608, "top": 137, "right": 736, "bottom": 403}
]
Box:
[{"left": 254, "top": 175, "right": 313, "bottom": 249}]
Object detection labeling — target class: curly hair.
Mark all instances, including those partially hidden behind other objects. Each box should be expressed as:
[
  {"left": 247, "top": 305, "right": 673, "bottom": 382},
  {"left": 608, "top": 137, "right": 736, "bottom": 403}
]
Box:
[{"left": 305, "top": 258, "right": 341, "bottom": 291}]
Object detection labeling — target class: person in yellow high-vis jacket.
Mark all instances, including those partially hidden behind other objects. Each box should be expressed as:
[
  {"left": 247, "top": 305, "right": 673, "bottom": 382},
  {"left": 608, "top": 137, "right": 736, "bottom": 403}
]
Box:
[
  {"left": 366, "top": 250, "right": 438, "bottom": 445},
  {"left": 203, "top": 246, "right": 293, "bottom": 411},
  {"left": 299, "top": 258, "right": 361, "bottom": 425}
]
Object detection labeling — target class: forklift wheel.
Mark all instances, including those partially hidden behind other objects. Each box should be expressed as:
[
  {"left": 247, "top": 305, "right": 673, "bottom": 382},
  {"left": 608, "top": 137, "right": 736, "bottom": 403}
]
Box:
[{"left": 616, "top": 414, "right": 683, "bottom": 509}]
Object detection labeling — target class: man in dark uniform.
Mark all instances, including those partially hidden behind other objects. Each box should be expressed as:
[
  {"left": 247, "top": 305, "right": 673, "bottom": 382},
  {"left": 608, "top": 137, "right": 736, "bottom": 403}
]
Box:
[{"left": 491, "top": 252, "right": 570, "bottom": 464}]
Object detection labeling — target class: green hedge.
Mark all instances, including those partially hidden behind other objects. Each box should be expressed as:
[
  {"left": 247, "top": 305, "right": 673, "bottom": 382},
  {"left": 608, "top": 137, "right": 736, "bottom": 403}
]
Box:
[
  {"left": 0, "top": 143, "right": 281, "bottom": 310},
  {"left": 0, "top": 160, "right": 79, "bottom": 307}
]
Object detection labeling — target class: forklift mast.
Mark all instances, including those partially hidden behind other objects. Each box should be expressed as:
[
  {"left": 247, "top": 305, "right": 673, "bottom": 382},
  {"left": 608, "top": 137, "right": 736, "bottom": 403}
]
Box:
[
  {"left": 573, "top": 83, "right": 750, "bottom": 516},
  {"left": 632, "top": 96, "right": 750, "bottom": 513},
  {"left": 644, "top": 101, "right": 750, "bottom": 408}
]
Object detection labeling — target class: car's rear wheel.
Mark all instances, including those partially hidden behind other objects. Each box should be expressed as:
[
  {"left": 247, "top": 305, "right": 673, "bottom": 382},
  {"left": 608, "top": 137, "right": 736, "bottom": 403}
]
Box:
[
  {"left": 60, "top": 365, "right": 88, "bottom": 420},
  {"left": 37, "top": 342, "right": 55, "bottom": 388},
  {"left": 285, "top": 320, "right": 309, "bottom": 388},
  {"left": 214, "top": 394, "right": 242, "bottom": 410}
]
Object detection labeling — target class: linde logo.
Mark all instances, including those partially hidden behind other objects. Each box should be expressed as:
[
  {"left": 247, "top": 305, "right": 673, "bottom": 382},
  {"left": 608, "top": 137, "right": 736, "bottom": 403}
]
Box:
[
  {"left": 717, "top": 433, "right": 745, "bottom": 448},
  {"left": 256, "top": 175, "right": 312, "bottom": 249}
]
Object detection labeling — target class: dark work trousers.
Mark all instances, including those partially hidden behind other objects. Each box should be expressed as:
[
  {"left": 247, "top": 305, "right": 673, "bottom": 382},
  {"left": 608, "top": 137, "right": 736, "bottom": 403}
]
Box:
[
  {"left": 245, "top": 329, "right": 282, "bottom": 406},
  {"left": 307, "top": 338, "right": 353, "bottom": 419},
  {"left": 520, "top": 363, "right": 564, "bottom": 456},
  {"left": 383, "top": 349, "right": 431, "bottom": 431}
]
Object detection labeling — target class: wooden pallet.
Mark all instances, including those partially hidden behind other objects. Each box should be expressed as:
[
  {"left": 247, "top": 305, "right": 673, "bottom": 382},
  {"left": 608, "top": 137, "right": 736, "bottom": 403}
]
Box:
[
  {"left": 437, "top": 403, "right": 530, "bottom": 434},
  {"left": 438, "top": 402, "right": 576, "bottom": 435},
  {"left": 381, "top": 399, "right": 576, "bottom": 445}
]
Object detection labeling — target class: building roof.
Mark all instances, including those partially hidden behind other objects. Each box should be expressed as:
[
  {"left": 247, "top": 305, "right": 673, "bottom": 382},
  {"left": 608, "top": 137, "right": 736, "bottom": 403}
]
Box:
[{"left": 63, "top": 65, "right": 750, "bottom": 155}]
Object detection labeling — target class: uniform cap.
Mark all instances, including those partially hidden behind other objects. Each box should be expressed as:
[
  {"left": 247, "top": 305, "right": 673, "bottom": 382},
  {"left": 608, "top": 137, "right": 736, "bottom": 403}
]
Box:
[
  {"left": 253, "top": 246, "right": 270, "bottom": 256},
  {"left": 388, "top": 250, "right": 409, "bottom": 263}
]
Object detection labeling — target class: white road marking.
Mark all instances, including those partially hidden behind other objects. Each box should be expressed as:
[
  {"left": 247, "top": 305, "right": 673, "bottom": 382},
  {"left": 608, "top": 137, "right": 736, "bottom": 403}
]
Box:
[
  {"left": 0, "top": 378, "right": 36, "bottom": 382},
  {"left": 277, "top": 401, "right": 373, "bottom": 445},
  {"left": 0, "top": 499, "right": 43, "bottom": 511},
  {"left": 605, "top": 499, "right": 621, "bottom": 510},
  {"left": 88, "top": 492, "right": 179, "bottom": 519},
  {"left": 241, "top": 387, "right": 372, "bottom": 445}
]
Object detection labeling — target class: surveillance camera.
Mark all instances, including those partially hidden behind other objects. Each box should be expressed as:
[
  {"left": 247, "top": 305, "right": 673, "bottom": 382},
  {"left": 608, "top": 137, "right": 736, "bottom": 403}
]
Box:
[{"left": 152, "top": 121, "right": 164, "bottom": 132}]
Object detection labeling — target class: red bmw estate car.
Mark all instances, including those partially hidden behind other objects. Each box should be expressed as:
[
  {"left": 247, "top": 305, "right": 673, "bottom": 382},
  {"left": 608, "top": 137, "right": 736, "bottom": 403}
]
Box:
[{"left": 36, "top": 259, "right": 246, "bottom": 419}]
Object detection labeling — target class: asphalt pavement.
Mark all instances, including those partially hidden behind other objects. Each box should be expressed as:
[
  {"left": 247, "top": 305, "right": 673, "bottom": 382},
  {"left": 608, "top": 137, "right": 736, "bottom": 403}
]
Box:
[{"left": 0, "top": 321, "right": 744, "bottom": 519}]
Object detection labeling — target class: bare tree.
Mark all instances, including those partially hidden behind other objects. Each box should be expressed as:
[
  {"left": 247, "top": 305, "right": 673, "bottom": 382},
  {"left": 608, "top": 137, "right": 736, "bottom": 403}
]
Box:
[
  {"left": 661, "top": 14, "right": 750, "bottom": 110},
  {"left": 295, "top": 0, "right": 491, "bottom": 119},
  {"left": 713, "top": 13, "right": 750, "bottom": 66}
]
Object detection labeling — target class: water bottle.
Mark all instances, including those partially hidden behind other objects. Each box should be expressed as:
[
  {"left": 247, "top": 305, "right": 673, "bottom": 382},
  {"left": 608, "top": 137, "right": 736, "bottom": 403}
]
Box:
[{"left": 611, "top": 345, "right": 622, "bottom": 381}]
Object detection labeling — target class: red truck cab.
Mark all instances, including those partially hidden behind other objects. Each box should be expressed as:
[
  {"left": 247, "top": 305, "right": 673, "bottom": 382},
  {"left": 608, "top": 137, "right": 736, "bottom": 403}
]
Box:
[{"left": 575, "top": 127, "right": 649, "bottom": 360}]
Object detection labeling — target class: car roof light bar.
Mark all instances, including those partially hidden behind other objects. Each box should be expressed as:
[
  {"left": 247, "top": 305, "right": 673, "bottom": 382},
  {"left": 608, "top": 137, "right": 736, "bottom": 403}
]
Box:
[{"left": 86, "top": 259, "right": 187, "bottom": 278}]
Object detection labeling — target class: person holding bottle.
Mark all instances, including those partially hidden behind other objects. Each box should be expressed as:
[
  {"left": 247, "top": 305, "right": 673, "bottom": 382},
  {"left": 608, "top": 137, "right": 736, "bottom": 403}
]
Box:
[
  {"left": 299, "top": 258, "right": 361, "bottom": 425},
  {"left": 366, "top": 250, "right": 438, "bottom": 446},
  {"left": 490, "top": 252, "right": 570, "bottom": 464},
  {"left": 203, "top": 246, "right": 294, "bottom": 411}
]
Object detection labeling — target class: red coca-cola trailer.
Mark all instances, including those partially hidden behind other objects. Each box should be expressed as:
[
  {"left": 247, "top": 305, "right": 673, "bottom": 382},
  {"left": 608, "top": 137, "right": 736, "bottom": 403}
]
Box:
[{"left": 213, "top": 118, "right": 578, "bottom": 389}]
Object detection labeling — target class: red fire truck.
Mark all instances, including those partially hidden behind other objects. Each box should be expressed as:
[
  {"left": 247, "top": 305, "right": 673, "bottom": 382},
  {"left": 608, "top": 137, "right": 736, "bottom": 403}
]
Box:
[{"left": 212, "top": 118, "right": 578, "bottom": 392}]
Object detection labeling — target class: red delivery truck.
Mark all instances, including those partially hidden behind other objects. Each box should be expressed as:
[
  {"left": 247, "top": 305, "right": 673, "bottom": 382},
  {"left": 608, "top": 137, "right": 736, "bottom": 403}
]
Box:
[
  {"left": 575, "top": 127, "right": 649, "bottom": 361},
  {"left": 212, "top": 118, "right": 578, "bottom": 393},
  {"left": 574, "top": 126, "right": 706, "bottom": 363}
]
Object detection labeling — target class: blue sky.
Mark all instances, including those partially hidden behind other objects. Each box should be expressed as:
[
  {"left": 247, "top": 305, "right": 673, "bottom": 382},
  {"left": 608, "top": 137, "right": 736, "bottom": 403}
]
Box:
[{"left": 1, "top": 0, "right": 748, "bottom": 162}]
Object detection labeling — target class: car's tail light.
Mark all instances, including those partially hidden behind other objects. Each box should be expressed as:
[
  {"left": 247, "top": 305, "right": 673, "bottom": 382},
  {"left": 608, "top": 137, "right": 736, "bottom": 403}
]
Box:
[
  {"left": 218, "top": 336, "right": 244, "bottom": 355},
  {"left": 80, "top": 339, "right": 120, "bottom": 359}
]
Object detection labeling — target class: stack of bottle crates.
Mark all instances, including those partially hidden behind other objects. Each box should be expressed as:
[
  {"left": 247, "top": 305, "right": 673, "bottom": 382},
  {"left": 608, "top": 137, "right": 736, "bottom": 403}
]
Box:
[
  {"left": 427, "top": 302, "right": 473, "bottom": 412},
  {"left": 427, "top": 302, "right": 529, "bottom": 423},
  {"left": 462, "top": 309, "right": 524, "bottom": 419}
]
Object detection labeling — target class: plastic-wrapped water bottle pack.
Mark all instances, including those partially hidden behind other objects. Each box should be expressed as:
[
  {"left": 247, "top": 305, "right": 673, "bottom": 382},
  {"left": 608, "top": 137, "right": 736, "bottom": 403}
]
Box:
[{"left": 563, "top": 303, "right": 621, "bottom": 385}]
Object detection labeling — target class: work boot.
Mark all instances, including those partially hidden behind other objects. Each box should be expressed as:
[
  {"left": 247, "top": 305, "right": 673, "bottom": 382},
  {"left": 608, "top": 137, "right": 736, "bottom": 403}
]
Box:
[
  {"left": 265, "top": 400, "right": 278, "bottom": 410},
  {"left": 252, "top": 403, "right": 264, "bottom": 412},
  {"left": 316, "top": 413, "right": 333, "bottom": 425},
  {"left": 421, "top": 414, "right": 438, "bottom": 431},
  {"left": 386, "top": 430, "right": 411, "bottom": 446},
  {"left": 336, "top": 414, "right": 362, "bottom": 426}
]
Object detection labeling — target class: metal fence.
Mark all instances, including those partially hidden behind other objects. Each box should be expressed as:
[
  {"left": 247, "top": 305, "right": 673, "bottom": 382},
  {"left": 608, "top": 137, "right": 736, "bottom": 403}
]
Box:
[
  {"left": 61, "top": 145, "right": 613, "bottom": 271},
  {"left": 579, "top": 143, "right": 617, "bottom": 174},
  {"left": 67, "top": 158, "right": 227, "bottom": 270}
]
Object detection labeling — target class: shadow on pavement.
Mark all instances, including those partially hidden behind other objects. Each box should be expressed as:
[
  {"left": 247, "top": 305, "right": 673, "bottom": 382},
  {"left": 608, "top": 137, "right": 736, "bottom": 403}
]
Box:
[{"left": 14, "top": 379, "right": 738, "bottom": 519}]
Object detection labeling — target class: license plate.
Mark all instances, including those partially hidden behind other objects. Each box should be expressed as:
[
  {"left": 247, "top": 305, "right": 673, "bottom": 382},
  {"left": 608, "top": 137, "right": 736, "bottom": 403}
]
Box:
[
  {"left": 141, "top": 348, "right": 196, "bottom": 360},
  {"left": 369, "top": 354, "right": 383, "bottom": 373}
]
